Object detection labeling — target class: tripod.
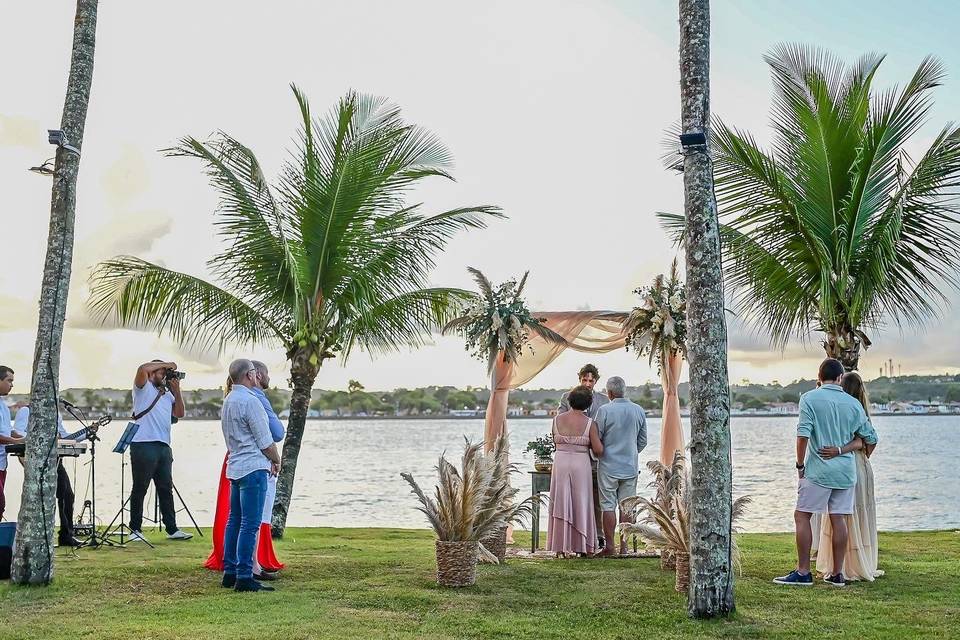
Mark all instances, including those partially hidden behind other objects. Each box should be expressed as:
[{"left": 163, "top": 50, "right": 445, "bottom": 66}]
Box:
[
  {"left": 145, "top": 482, "right": 203, "bottom": 538},
  {"left": 99, "top": 449, "right": 154, "bottom": 548}
]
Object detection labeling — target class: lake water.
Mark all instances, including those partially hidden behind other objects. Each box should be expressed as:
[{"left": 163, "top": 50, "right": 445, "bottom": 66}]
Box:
[{"left": 3, "top": 416, "right": 958, "bottom": 533}]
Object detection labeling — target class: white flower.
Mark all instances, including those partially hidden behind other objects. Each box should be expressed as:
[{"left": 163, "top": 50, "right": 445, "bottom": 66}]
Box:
[
  {"left": 669, "top": 293, "right": 683, "bottom": 311},
  {"left": 641, "top": 296, "right": 656, "bottom": 312},
  {"left": 491, "top": 313, "right": 503, "bottom": 331},
  {"left": 662, "top": 312, "right": 676, "bottom": 338}
]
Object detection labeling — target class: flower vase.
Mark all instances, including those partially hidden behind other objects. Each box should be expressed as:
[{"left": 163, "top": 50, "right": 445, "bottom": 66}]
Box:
[{"left": 534, "top": 455, "right": 553, "bottom": 473}]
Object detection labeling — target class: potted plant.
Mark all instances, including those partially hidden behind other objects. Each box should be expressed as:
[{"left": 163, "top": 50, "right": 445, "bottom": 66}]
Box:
[
  {"left": 621, "top": 452, "right": 751, "bottom": 593},
  {"left": 401, "top": 436, "right": 538, "bottom": 585},
  {"left": 524, "top": 434, "right": 555, "bottom": 472}
]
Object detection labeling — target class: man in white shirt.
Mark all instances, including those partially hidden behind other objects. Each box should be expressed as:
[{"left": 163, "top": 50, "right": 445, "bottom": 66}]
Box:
[
  {"left": 0, "top": 366, "right": 25, "bottom": 521},
  {"left": 13, "top": 405, "right": 81, "bottom": 546},
  {"left": 128, "top": 360, "right": 192, "bottom": 542},
  {"left": 219, "top": 359, "right": 281, "bottom": 593}
]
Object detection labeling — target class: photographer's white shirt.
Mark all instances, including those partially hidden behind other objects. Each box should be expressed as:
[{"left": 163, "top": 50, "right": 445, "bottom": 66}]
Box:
[{"left": 131, "top": 383, "right": 175, "bottom": 445}]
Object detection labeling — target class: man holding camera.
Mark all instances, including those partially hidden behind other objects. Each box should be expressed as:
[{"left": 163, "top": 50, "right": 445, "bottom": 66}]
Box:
[{"left": 128, "top": 360, "right": 192, "bottom": 541}]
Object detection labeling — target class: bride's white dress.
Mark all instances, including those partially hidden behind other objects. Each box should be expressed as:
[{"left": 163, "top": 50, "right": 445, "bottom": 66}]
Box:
[{"left": 811, "top": 450, "right": 884, "bottom": 581}]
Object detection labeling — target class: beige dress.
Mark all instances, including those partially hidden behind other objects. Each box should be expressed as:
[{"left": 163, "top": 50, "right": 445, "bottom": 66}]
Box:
[{"left": 811, "top": 451, "right": 883, "bottom": 581}]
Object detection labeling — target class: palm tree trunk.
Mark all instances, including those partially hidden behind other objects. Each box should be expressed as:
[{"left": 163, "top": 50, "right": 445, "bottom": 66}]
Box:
[
  {"left": 823, "top": 329, "right": 862, "bottom": 371},
  {"left": 11, "top": 0, "right": 98, "bottom": 586},
  {"left": 271, "top": 358, "right": 317, "bottom": 538},
  {"left": 678, "top": 0, "right": 735, "bottom": 617}
]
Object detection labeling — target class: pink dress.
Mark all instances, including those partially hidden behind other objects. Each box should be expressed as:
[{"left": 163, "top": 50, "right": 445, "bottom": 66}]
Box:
[{"left": 546, "top": 414, "right": 597, "bottom": 555}]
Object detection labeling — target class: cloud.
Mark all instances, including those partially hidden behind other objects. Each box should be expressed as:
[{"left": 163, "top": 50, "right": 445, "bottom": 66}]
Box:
[
  {"left": 100, "top": 145, "right": 150, "bottom": 206},
  {"left": 0, "top": 115, "right": 44, "bottom": 150}
]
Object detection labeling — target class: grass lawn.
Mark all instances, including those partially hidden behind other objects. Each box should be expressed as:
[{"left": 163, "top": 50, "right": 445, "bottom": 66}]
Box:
[{"left": 0, "top": 528, "right": 957, "bottom": 639}]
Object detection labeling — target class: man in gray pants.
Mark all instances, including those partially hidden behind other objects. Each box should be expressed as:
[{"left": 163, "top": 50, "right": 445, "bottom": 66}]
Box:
[{"left": 594, "top": 376, "right": 647, "bottom": 556}]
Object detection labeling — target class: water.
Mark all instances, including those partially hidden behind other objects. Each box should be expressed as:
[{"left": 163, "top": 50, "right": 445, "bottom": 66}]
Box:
[{"left": 3, "top": 416, "right": 957, "bottom": 533}]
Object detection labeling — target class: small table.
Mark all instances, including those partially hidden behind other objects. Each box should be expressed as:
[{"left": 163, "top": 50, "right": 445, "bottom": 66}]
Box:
[{"left": 529, "top": 470, "right": 551, "bottom": 553}]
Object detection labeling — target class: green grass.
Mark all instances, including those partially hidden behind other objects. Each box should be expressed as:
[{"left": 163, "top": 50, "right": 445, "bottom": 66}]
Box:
[{"left": 0, "top": 528, "right": 957, "bottom": 639}]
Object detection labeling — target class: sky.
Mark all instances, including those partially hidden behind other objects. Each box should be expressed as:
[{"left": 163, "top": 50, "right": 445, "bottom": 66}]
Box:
[{"left": 2, "top": 0, "right": 960, "bottom": 393}]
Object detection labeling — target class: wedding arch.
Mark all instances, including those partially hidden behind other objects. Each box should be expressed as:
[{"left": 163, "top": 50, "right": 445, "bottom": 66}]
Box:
[{"left": 481, "top": 310, "right": 684, "bottom": 467}]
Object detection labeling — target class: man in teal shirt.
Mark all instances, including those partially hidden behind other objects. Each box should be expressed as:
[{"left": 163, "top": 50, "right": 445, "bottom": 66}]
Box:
[{"left": 774, "top": 358, "right": 878, "bottom": 588}]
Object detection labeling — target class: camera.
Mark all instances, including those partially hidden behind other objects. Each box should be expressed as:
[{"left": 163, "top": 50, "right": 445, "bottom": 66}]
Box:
[{"left": 164, "top": 369, "right": 186, "bottom": 381}]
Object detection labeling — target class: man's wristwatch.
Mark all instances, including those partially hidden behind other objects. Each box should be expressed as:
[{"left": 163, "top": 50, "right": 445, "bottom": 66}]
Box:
[{"left": 795, "top": 462, "right": 805, "bottom": 470}]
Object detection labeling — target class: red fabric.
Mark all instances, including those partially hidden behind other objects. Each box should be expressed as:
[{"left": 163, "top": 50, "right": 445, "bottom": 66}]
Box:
[
  {"left": 257, "top": 522, "right": 284, "bottom": 572},
  {"left": 203, "top": 454, "right": 285, "bottom": 572}
]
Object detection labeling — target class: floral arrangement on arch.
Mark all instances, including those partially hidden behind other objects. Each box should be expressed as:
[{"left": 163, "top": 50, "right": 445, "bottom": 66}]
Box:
[
  {"left": 623, "top": 258, "right": 687, "bottom": 370},
  {"left": 443, "top": 268, "right": 566, "bottom": 373}
]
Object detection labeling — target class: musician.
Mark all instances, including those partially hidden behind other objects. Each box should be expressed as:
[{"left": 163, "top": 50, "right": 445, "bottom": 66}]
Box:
[
  {"left": 12, "top": 405, "right": 81, "bottom": 546},
  {"left": 128, "top": 360, "right": 192, "bottom": 542},
  {"left": 0, "top": 366, "right": 24, "bottom": 521}
]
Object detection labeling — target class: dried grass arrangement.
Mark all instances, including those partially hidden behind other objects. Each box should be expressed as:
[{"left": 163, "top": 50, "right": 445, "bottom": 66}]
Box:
[
  {"left": 620, "top": 452, "right": 751, "bottom": 594},
  {"left": 401, "top": 436, "right": 539, "bottom": 586}
]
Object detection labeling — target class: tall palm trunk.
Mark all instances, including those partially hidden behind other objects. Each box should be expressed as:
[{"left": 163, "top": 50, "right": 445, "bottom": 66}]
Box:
[
  {"left": 12, "top": 0, "right": 98, "bottom": 586},
  {"left": 271, "top": 353, "right": 318, "bottom": 537},
  {"left": 678, "top": 0, "right": 735, "bottom": 617}
]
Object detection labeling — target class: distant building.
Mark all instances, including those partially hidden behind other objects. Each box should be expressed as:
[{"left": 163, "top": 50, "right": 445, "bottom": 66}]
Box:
[
  {"left": 530, "top": 409, "right": 549, "bottom": 417},
  {"left": 450, "top": 409, "right": 478, "bottom": 417}
]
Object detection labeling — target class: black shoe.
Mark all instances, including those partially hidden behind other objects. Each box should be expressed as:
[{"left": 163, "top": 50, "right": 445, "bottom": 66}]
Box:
[
  {"left": 58, "top": 536, "right": 83, "bottom": 548},
  {"left": 221, "top": 573, "right": 237, "bottom": 588},
  {"left": 253, "top": 571, "right": 278, "bottom": 581},
  {"left": 598, "top": 538, "right": 606, "bottom": 550},
  {"left": 235, "top": 578, "right": 275, "bottom": 592},
  {"left": 824, "top": 573, "right": 847, "bottom": 588}
]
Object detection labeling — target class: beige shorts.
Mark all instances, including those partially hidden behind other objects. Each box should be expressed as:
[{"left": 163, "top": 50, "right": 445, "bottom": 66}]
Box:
[
  {"left": 598, "top": 473, "right": 637, "bottom": 512},
  {"left": 795, "top": 477, "right": 855, "bottom": 515}
]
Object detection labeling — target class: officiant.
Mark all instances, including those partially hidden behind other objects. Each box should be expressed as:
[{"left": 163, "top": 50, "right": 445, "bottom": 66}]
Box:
[{"left": 557, "top": 363, "right": 609, "bottom": 549}]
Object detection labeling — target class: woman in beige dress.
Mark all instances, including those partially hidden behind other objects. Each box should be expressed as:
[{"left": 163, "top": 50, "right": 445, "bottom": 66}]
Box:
[{"left": 811, "top": 372, "right": 883, "bottom": 581}]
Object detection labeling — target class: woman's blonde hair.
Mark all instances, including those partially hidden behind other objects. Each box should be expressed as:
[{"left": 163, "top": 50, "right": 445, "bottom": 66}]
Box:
[
  {"left": 223, "top": 375, "right": 233, "bottom": 398},
  {"left": 841, "top": 371, "right": 870, "bottom": 417}
]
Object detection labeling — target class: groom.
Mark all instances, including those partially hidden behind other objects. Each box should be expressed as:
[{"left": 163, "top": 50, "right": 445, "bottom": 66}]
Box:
[{"left": 774, "top": 358, "right": 878, "bottom": 587}]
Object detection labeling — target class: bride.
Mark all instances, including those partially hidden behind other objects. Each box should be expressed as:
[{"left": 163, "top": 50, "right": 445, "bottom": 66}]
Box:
[{"left": 811, "top": 371, "right": 883, "bottom": 581}]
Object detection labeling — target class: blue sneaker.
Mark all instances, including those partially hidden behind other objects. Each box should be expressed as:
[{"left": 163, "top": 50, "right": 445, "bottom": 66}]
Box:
[
  {"left": 823, "top": 573, "right": 847, "bottom": 588},
  {"left": 772, "top": 570, "right": 813, "bottom": 586}
]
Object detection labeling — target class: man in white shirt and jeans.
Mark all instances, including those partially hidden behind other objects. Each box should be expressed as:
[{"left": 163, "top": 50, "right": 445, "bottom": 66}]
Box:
[
  {"left": 128, "top": 360, "right": 192, "bottom": 541},
  {"left": 219, "top": 359, "right": 281, "bottom": 593}
]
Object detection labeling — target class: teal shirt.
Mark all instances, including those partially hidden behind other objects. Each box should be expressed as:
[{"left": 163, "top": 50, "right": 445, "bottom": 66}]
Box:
[{"left": 797, "top": 384, "right": 878, "bottom": 489}]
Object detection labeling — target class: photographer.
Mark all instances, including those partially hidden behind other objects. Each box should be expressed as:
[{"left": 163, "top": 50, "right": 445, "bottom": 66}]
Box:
[{"left": 128, "top": 360, "right": 192, "bottom": 542}]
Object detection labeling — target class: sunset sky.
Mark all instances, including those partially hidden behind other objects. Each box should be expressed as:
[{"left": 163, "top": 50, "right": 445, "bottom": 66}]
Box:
[{"left": 2, "top": 0, "right": 960, "bottom": 392}]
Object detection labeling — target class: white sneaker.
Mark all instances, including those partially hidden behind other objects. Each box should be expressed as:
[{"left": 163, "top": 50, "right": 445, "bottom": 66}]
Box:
[
  {"left": 167, "top": 530, "right": 193, "bottom": 541},
  {"left": 129, "top": 530, "right": 147, "bottom": 543}
]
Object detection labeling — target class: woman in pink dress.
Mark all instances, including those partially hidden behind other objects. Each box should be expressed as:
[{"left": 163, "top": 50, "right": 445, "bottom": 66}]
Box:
[{"left": 547, "top": 385, "right": 604, "bottom": 557}]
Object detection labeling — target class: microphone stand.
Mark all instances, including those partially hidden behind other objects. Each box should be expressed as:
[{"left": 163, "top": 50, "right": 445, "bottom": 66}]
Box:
[{"left": 61, "top": 403, "right": 115, "bottom": 549}]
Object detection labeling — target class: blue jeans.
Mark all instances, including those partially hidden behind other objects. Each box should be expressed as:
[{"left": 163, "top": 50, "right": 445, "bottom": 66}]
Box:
[{"left": 223, "top": 469, "right": 268, "bottom": 579}]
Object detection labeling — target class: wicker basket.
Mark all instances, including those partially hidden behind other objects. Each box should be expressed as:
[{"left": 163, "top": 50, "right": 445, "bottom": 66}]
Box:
[
  {"left": 435, "top": 540, "right": 479, "bottom": 587},
  {"left": 660, "top": 549, "right": 677, "bottom": 570},
  {"left": 674, "top": 551, "right": 690, "bottom": 593},
  {"left": 480, "top": 526, "right": 508, "bottom": 563}
]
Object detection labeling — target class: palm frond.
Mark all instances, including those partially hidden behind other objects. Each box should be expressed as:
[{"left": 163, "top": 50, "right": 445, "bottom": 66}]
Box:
[
  {"left": 163, "top": 134, "right": 305, "bottom": 317},
  {"left": 339, "top": 288, "right": 472, "bottom": 358},
  {"left": 87, "top": 257, "right": 284, "bottom": 353},
  {"left": 660, "top": 47, "right": 960, "bottom": 352}
]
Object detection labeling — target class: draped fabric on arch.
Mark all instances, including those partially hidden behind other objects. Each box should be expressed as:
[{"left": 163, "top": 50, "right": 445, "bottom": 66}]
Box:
[
  {"left": 659, "top": 350, "right": 685, "bottom": 466},
  {"left": 483, "top": 311, "right": 628, "bottom": 450}
]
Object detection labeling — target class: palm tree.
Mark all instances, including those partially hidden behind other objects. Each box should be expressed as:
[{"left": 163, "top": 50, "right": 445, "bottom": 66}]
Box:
[
  {"left": 662, "top": 45, "right": 960, "bottom": 371},
  {"left": 88, "top": 87, "right": 502, "bottom": 536},
  {"left": 13, "top": 0, "right": 99, "bottom": 587},
  {"left": 677, "top": 0, "right": 735, "bottom": 617}
]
